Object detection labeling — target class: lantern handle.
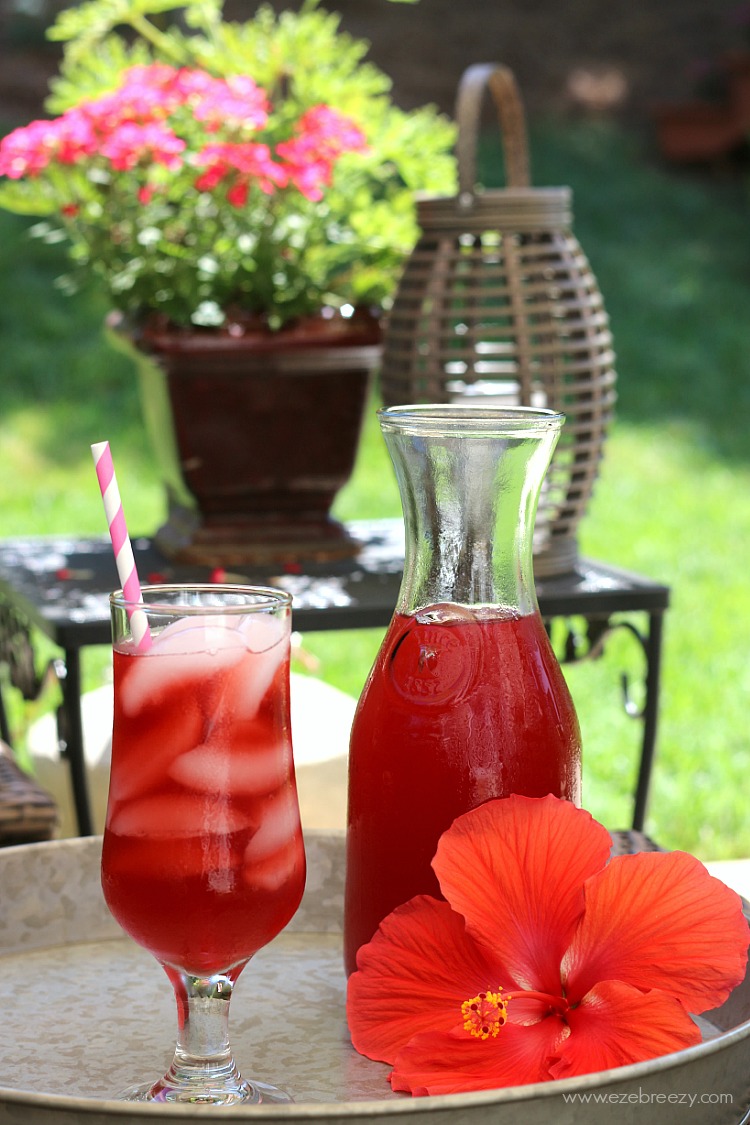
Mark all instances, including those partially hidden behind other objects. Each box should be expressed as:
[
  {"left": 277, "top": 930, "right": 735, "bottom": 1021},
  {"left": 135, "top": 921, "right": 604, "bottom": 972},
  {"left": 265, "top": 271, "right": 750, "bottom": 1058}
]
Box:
[{"left": 455, "top": 63, "right": 531, "bottom": 198}]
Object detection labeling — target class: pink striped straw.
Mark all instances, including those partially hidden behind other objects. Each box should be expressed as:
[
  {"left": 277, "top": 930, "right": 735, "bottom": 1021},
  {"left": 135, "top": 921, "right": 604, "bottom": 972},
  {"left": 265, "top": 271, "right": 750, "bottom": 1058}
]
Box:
[{"left": 91, "top": 441, "right": 152, "bottom": 651}]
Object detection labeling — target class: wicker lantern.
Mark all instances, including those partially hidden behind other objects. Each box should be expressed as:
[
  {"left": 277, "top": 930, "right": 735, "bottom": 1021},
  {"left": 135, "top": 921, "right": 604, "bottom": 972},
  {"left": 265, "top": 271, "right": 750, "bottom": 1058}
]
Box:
[{"left": 380, "top": 64, "right": 617, "bottom": 577}]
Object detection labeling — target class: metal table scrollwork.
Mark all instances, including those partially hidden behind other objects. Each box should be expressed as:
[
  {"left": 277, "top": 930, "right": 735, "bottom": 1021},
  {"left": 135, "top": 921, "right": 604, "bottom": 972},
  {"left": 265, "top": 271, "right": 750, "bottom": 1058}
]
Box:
[{"left": 0, "top": 520, "right": 670, "bottom": 837}]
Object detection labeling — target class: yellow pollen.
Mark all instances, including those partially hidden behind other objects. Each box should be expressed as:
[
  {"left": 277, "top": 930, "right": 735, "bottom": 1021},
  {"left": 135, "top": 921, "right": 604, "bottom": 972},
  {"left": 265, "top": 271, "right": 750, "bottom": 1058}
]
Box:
[{"left": 460, "top": 990, "right": 511, "bottom": 1039}]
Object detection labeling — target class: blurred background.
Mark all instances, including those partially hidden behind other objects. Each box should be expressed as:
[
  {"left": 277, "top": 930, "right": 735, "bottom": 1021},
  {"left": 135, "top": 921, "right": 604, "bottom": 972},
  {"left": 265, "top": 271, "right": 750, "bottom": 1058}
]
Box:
[
  {"left": 0, "top": 0, "right": 744, "bottom": 121},
  {"left": 1, "top": 0, "right": 749, "bottom": 856}
]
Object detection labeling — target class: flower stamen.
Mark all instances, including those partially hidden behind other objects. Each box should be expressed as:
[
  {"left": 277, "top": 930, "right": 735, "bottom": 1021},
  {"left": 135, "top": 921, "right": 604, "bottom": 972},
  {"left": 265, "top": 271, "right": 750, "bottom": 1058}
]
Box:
[{"left": 460, "top": 990, "right": 511, "bottom": 1039}]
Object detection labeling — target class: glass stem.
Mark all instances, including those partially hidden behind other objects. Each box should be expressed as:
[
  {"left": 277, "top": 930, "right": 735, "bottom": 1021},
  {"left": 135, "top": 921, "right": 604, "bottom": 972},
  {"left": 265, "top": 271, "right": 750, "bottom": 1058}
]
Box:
[
  {"left": 118, "top": 961, "right": 292, "bottom": 1105},
  {"left": 158, "top": 967, "right": 248, "bottom": 1100}
]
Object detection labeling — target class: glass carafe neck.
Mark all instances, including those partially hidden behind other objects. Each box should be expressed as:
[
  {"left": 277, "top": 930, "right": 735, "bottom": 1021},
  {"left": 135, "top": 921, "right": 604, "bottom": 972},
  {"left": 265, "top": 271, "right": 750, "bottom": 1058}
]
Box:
[{"left": 380, "top": 405, "right": 563, "bottom": 615}]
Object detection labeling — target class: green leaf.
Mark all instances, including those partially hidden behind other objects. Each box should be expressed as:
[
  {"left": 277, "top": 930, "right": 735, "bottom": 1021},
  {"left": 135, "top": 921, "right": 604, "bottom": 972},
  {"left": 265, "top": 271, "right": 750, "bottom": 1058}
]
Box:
[
  {"left": 48, "top": 0, "right": 193, "bottom": 43},
  {"left": 183, "top": 0, "right": 223, "bottom": 31},
  {"left": 45, "top": 38, "right": 152, "bottom": 113},
  {"left": 47, "top": 0, "right": 212, "bottom": 67},
  {"left": 0, "top": 181, "right": 58, "bottom": 217}
]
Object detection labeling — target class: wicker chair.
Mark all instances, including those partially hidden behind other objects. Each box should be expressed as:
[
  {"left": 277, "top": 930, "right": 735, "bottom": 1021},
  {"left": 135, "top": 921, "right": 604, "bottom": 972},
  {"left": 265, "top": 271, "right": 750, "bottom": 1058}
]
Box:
[{"left": 0, "top": 740, "right": 58, "bottom": 846}]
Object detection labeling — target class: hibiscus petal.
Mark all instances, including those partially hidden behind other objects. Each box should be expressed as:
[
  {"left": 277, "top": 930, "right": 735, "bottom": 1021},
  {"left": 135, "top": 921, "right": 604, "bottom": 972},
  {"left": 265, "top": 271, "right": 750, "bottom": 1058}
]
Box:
[
  {"left": 433, "top": 795, "right": 612, "bottom": 993},
  {"left": 347, "top": 895, "right": 510, "bottom": 1064},
  {"left": 390, "top": 1019, "right": 569, "bottom": 1095},
  {"left": 549, "top": 979, "right": 702, "bottom": 1080},
  {"left": 562, "top": 851, "right": 749, "bottom": 1012}
]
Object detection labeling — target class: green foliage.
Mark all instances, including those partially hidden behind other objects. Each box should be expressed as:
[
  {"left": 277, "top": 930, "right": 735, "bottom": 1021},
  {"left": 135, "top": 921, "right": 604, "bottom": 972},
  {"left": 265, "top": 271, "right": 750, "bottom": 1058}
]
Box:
[
  {"left": 47, "top": 0, "right": 197, "bottom": 53},
  {"left": 0, "top": 179, "right": 57, "bottom": 215},
  {"left": 0, "top": 0, "right": 456, "bottom": 329},
  {"left": 45, "top": 38, "right": 155, "bottom": 112}
]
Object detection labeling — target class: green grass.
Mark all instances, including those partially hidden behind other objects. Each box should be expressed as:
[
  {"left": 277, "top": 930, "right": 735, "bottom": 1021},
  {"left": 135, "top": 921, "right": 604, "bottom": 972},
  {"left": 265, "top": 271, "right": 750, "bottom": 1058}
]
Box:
[
  {"left": 522, "top": 120, "right": 750, "bottom": 855},
  {"left": 2, "top": 116, "right": 750, "bottom": 858}
]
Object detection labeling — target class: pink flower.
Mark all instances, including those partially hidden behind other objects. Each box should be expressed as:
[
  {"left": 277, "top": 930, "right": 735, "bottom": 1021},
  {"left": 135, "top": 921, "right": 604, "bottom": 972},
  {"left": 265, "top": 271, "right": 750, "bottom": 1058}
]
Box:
[
  {"left": 0, "top": 114, "right": 97, "bottom": 177},
  {"left": 194, "top": 141, "right": 287, "bottom": 201},
  {"left": 99, "top": 121, "right": 186, "bottom": 172},
  {"left": 226, "top": 180, "right": 249, "bottom": 207},
  {"left": 50, "top": 109, "right": 100, "bottom": 164},
  {"left": 0, "top": 64, "right": 185, "bottom": 179},
  {"left": 86, "top": 64, "right": 183, "bottom": 129},
  {"left": 276, "top": 105, "right": 367, "bottom": 200},
  {"left": 0, "top": 120, "right": 56, "bottom": 178},
  {"left": 0, "top": 69, "right": 362, "bottom": 216},
  {"left": 176, "top": 71, "right": 269, "bottom": 132},
  {"left": 282, "top": 157, "right": 336, "bottom": 202},
  {"left": 290, "top": 105, "right": 368, "bottom": 158}
]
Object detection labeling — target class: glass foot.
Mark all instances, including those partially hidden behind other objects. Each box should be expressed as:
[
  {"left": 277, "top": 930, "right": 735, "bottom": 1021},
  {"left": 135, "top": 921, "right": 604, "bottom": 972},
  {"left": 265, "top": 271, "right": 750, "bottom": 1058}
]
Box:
[
  {"left": 114, "top": 968, "right": 295, "bottom": 1104},
  {"left": 117, "top": 1075, "right": 294, "bottom": 1105}
]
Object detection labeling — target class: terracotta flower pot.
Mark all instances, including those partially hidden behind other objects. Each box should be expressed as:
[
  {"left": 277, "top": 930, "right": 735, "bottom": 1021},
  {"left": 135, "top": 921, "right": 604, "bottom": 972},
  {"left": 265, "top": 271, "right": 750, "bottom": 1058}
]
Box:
[
  {"left": 112, "top": 309, "right": 382, "bottom": 565},
  {"left": 653, "top": 101, "right": 745, "bottom": 163},
  {"left": 653, "top": 50, "right": 750, "bottom": 165},
  {"left": 726, "top": 50, "right": 750, "bottom": 129}
]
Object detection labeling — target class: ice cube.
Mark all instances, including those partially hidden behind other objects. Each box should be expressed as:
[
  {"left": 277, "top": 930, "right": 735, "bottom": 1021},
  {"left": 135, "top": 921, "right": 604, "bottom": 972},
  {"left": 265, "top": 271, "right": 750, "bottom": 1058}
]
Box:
[
  {"left": 238, "top": 612, "right": 287, "bottom": 654},
  {"left": 167, "top": 741, "right": 231, "bottom": 794},
  {"left": 221, "top": 640, "right": 288, "bottom": 722},
  {"left": 228, "top": 738, "right": 291, "bottom": 795},
  {"left": 154, "top": 611, "right": 286, "bottom": 654},
  {"left": 108, "top": 696, "right": 205, "bottom": 805},
  {"left": 169, "top": 733, "right": 291, "bottom": 796},
  {"left": 154, "top": 616, "right": 248, "bottom": 656},
  {"left": 119, "top": 616, "right": 247, "bottom": 716},
  {"left": 243, "top": 833, "right": 305, "bottom": 894},
  {"left": 104, "top": 822, "right": 246, "bottom": 883},
  {"left": 107, "top": 791, "right": 253, "bottom": 838},
  {"left": 243, "top": 787, "right": 300, "bottom": 862}
]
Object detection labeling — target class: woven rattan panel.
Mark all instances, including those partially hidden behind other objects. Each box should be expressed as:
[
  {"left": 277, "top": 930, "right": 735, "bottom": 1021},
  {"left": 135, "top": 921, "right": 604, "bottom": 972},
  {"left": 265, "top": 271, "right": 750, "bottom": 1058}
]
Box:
[
  {"left": 0, "top": 741, "right": 57, "bottom": 846},
  {"left": 380, "top": 65, "right": 617, "bottom": 578}
]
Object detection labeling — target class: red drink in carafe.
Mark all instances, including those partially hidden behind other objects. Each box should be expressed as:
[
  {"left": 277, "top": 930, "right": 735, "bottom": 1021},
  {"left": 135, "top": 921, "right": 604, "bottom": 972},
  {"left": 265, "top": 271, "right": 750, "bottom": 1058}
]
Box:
[
  {"left": 344, "top": 603, "right": 581, "bottom": 974},
  {"left": 343, "top": 404, "right": 582, "bottom": 975}
]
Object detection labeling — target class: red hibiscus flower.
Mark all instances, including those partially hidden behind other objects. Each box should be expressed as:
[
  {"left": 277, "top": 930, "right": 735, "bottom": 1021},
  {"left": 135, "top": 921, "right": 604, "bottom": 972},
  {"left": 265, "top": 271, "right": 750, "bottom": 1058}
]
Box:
[{"left": 347, "top": 795, "right": 749, "bottom": 1096}]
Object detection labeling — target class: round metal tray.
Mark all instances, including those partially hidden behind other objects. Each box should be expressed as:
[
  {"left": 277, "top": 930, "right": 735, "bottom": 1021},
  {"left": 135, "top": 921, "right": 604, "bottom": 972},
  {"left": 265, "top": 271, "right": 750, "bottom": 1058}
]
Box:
[{"left": 1, "top": 832, "right": 749, "bottom": 1124}]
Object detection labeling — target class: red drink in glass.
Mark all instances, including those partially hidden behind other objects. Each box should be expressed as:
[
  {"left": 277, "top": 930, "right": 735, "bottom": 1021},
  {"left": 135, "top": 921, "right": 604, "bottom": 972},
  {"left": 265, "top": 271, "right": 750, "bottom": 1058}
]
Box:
[
  {"left": 344, "top": 604, "right": 581, "bottom": 975},
  {"left": 102, "top": 584, "right": 304, "bottom": 1105},
  {"left": 103, "top": 628, "right": 304, "bottom": 974}
]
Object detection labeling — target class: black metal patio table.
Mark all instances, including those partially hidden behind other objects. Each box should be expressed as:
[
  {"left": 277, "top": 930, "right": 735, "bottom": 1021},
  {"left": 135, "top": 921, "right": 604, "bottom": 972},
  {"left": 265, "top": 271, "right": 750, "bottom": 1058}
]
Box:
[{"left": 0, "top": 519, "right": 670, "bottom": 838}]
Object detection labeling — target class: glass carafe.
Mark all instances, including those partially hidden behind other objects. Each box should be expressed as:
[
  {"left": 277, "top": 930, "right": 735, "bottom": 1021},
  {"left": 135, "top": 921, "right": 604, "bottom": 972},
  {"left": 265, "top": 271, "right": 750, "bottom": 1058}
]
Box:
[{"left": 344, "top": 405, "right": 582, "bottom": 975}]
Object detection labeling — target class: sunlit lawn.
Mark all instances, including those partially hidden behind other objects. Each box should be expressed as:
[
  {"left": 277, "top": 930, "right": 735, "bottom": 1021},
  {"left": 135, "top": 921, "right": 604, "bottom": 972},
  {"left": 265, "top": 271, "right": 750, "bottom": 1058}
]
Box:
[{"left": 1, "top": 116, "right": 750, "bottom": 858}]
